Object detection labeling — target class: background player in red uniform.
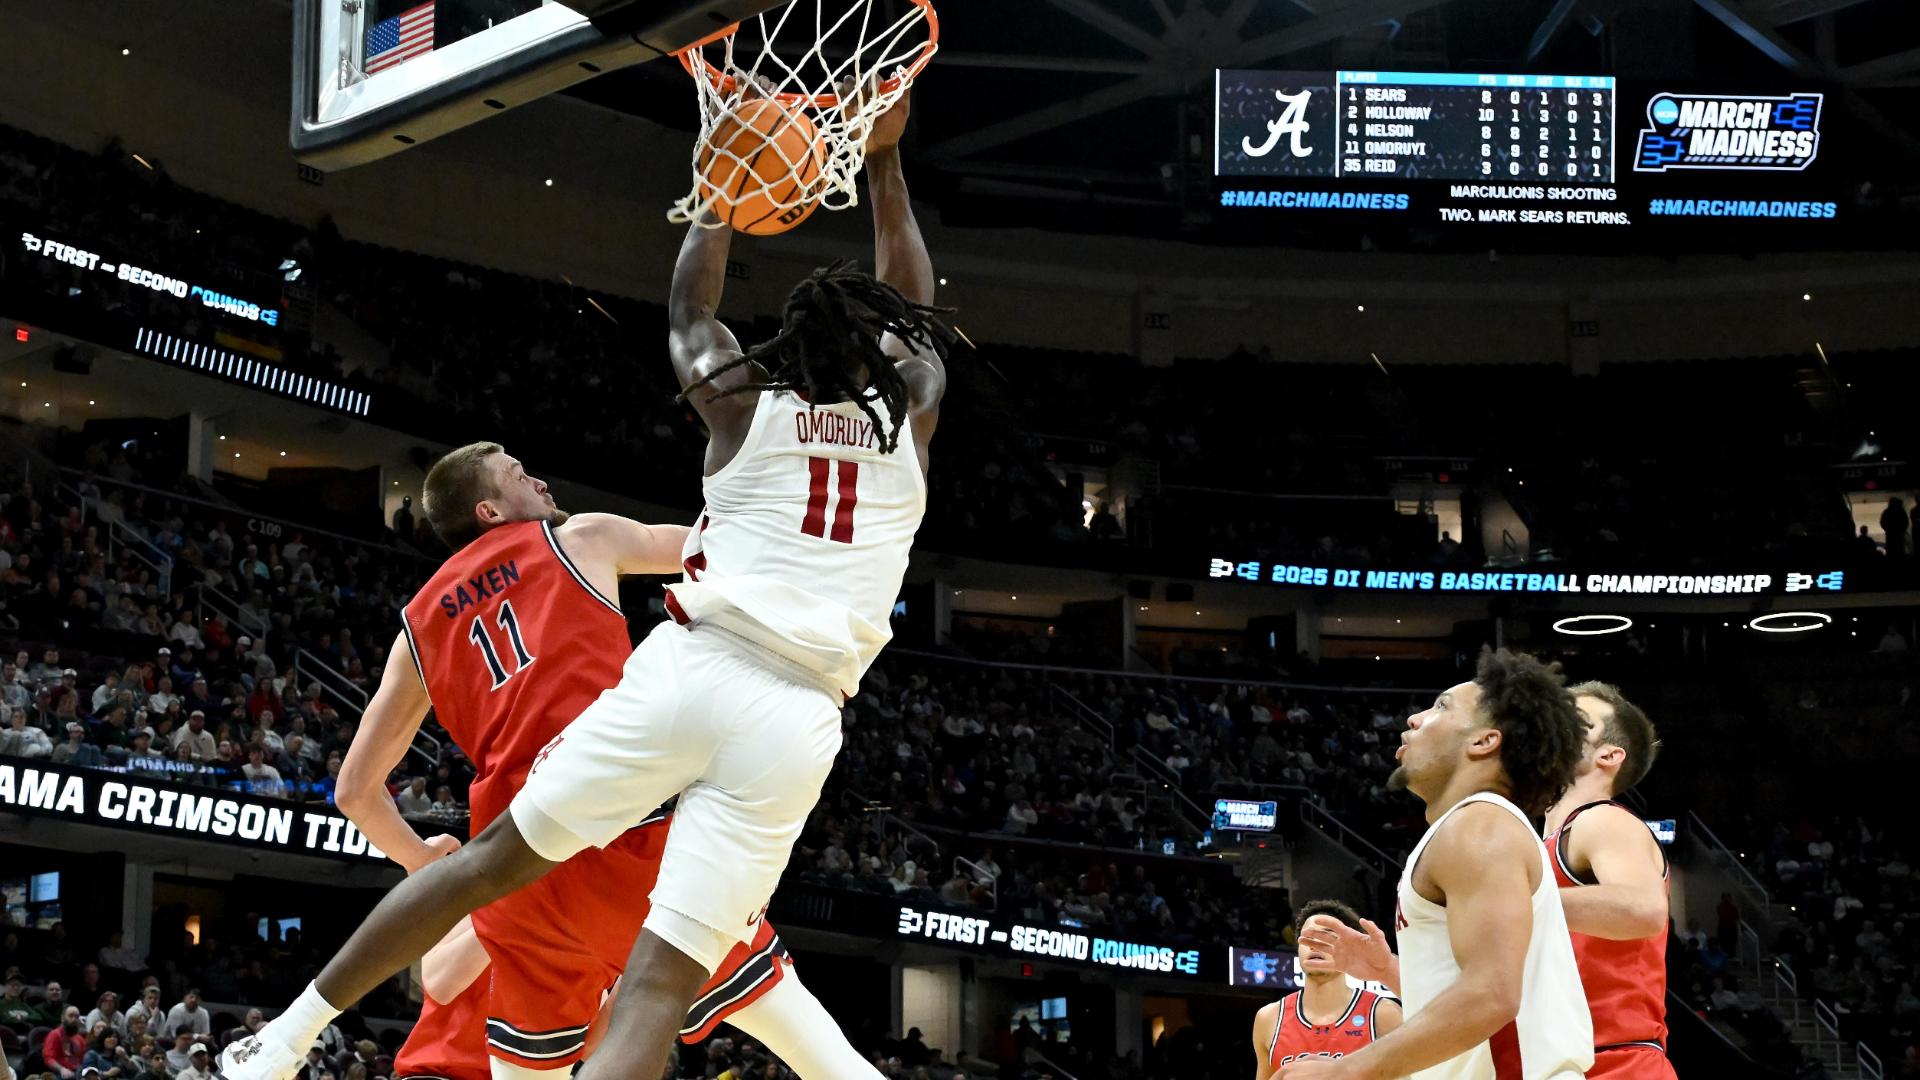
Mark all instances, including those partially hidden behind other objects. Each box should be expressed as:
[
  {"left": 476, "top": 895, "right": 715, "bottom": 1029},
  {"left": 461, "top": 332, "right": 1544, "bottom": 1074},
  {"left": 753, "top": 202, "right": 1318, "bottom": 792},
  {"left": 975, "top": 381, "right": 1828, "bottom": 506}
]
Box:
[
  {"left": 304, "top": 443, "right": 879, "bottom": 1080},
  {"left": 1542, "top": 683, "right": 1675, "bottom": 1080},
  {"left": 1252, "top": 899, "right": 1402, "bottom": 1080}
]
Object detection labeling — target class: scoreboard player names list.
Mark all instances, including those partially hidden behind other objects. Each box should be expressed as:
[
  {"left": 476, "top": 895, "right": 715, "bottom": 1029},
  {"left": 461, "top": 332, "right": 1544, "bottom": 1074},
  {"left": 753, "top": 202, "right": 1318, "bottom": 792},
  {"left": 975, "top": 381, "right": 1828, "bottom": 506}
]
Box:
[{"left": 1334, "top": 71, "right": 1616, "bottom": 183}]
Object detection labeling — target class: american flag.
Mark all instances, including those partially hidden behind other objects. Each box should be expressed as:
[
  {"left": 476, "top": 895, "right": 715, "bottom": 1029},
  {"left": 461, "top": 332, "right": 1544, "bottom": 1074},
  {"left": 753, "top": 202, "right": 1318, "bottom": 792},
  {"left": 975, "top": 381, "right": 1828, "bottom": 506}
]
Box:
[{"left": 365, "top": 2, "right": 435, "bottom": 75}]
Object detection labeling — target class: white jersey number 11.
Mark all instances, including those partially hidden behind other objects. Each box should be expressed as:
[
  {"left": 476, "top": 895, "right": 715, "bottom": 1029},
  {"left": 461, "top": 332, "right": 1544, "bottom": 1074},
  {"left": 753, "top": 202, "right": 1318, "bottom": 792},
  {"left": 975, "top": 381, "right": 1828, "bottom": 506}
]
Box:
[{"left": 801, "top": 457, "right": 860, "bottom": 544}]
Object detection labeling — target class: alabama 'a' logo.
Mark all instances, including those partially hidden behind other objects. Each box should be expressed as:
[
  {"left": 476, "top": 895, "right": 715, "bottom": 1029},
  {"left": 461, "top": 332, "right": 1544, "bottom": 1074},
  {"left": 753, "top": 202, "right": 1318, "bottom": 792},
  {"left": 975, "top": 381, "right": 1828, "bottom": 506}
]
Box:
[{"left": 1243, "top": 90, "right": 1314, "bottom": 159}]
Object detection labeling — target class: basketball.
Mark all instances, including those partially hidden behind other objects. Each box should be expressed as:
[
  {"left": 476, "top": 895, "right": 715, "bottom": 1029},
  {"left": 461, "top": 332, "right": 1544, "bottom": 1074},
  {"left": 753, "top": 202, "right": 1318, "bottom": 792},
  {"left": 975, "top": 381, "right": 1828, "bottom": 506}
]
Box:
[{"left": 699, "top": 97, "right": 825, "bottom": 236}]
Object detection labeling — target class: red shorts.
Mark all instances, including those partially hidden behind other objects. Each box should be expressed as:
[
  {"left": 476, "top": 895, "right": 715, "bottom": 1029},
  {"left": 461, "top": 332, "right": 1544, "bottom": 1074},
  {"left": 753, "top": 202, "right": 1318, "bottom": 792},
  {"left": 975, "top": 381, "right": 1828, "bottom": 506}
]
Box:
[
  {"left": 1587, "top": 1044, "right": 1676, "bottom": 1080},
  {"left": 393, "top": 979, "right": 490, "bottom": 1080},
  {"left": 465, "top": 816, "right": 793, "bottom": 1070}
]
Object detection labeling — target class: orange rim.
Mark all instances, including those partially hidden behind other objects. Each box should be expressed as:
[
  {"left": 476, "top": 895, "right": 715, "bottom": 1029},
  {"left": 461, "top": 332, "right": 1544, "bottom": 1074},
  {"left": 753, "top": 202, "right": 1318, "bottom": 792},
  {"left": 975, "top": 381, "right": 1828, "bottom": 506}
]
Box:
[{"left": 676, "top": 0, "right": 938, "bottom": 110}]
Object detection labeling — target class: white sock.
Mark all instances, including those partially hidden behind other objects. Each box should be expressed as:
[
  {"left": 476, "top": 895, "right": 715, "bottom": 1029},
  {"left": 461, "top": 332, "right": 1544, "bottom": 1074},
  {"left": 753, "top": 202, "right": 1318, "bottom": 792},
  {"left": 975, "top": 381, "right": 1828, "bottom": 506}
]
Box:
[{"left": 269, "top": 982, "right": 342, "bottom": 1051}]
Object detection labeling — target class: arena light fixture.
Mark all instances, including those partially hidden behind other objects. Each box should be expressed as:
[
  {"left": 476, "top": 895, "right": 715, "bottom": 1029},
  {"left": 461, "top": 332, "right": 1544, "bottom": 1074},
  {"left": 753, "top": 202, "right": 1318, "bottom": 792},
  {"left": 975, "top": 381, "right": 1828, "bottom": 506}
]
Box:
[
  {"left": 1748, "top": 611, "right": 1831, "bottom": 634},
  {"left": 1552, "top": 614, "right": 1633, "bottom": 637}
]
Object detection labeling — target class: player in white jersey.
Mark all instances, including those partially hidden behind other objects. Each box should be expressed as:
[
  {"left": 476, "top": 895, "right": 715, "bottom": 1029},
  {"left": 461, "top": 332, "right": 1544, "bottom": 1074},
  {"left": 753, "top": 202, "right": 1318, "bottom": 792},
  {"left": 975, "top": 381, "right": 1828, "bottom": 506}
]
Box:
[
  {"left": 1284, "top": 649, "right": 1592, "bottom": 1080},
  {"left": 219, "top": 94, "right": 952, "bottom": 1080}
]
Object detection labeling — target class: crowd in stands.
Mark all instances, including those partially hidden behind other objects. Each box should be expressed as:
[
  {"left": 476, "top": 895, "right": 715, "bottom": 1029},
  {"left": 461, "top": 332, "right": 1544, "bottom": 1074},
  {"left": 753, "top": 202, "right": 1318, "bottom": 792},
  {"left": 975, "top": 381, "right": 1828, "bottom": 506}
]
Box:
[
  {"left": 0, "top": 909, "right": 426, "bottom": 1080},
  {"left": 10, "top": 120, "right": 1920, "bottom": 1077},
  {"left": 1721, "top": 813, "right": 1920, "bottom": 1074},
  {"left": 9, "top": 425, "right": 1918, "bottom": 1074},
  {"left": 11, "top": 122, "right": 1912, "bottom": 578},
  {"left": 0, "top": 439, "right": 476, "bottom": 820}
]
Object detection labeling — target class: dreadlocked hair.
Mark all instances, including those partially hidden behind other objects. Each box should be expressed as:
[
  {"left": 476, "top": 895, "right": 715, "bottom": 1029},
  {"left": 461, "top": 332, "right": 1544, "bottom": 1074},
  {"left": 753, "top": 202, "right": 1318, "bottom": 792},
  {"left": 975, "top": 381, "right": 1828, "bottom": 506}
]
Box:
[
  {"left": 1472, "top": 647, "right": 1587, "bottom": 818},
  {"left": 679, "top": 259, "right": 958, "bottom": 454}
]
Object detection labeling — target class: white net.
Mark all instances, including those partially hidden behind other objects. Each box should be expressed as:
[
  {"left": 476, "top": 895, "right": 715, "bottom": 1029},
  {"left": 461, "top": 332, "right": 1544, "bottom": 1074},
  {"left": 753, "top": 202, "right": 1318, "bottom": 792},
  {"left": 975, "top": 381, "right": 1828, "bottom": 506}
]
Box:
[{"left": 670, "top": 0, "right": 937, "bottom": 228}]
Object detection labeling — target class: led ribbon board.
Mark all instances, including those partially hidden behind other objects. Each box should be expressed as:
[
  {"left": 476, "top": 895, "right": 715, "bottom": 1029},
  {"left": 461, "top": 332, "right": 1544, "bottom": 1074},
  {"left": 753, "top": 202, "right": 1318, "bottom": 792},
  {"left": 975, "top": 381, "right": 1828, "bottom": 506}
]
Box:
[
  {"left": 0, "top": 756, "right": 387, "bottom": 864},
  {"left": 1208, "top": 557, "right": 1847, "bottom": 596}
]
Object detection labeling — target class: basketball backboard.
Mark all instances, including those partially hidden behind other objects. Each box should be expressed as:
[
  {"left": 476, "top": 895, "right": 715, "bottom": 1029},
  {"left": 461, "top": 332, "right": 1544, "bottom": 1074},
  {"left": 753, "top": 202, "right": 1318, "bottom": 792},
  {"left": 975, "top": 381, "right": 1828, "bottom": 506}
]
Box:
[{"left": 291, "top": 0, "right": 788, "bottom": 171}]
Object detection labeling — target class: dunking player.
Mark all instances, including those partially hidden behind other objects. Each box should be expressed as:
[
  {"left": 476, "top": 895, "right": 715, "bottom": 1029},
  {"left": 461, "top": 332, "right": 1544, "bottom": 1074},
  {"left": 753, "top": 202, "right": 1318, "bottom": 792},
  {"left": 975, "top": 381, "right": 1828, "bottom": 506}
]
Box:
[
  {"left": 1543, "top": 684, "right": 1675, "bottom": 1080},
  {"left": 1285, "top": 649, "right": 1593, "bottom": 1080},
  {"left": 223, "top": 96, "right": 951, "bottom": 1080},
  {"left": 322, "top": 443, "right": 880, "bottom": 1079},
  {"left": 1253, "top": 899, "right": 1402, "bottom": 1080}
]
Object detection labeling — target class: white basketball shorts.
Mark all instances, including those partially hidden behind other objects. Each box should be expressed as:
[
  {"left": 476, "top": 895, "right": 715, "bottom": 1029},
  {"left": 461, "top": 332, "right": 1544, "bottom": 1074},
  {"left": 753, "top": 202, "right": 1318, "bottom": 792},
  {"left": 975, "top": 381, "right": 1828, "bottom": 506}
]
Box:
[{"left": 510, "top": 620, "right": 843, "bottom": 947}]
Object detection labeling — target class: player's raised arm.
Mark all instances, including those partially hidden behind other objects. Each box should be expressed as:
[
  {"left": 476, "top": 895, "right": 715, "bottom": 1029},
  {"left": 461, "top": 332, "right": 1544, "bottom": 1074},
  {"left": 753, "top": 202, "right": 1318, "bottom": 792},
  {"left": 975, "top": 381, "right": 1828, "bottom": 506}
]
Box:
[
  {"left": 336, "top": 631, "right": 451, "bottom": 875},
  {"left": 1560, "top": 804, "right": 1669, "bottom": 939},
  {"left": 863, "top": 91, "right": 946, "bottom": 416},
  {"left": 668, "top": 217, "right": 754, "bottom": 404},
  {"left": 866, "top": 94, "right": 934, "bottom": 307}
]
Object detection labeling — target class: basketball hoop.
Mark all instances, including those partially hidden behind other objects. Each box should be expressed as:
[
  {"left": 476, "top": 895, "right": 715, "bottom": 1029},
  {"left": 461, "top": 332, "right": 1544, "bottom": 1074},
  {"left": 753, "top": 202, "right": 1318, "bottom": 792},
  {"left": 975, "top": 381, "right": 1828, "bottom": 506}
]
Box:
[{"left": 669, "top": 0, "right": 938, "bottom": 228}]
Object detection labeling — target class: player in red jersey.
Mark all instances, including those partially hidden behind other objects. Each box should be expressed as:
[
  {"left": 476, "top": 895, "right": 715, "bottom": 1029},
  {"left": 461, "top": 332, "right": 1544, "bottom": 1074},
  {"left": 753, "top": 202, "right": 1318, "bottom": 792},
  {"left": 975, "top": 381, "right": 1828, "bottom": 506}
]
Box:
[
  {"left": 1253, "top": 899, "right": 1402, "bottom": 1080},
  {"left": 308, "top": 443, "right": 878, "bottom": 1080},
  {"left": 1543, "top": 682, "right": 1675, "bottom": 1080}
]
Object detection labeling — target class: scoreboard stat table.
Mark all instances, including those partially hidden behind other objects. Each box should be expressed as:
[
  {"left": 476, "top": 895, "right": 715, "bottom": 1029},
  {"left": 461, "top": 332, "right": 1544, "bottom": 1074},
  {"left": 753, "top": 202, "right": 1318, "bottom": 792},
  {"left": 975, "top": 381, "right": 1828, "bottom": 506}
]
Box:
[
  {"left": 1218, "top": 69, "right": 1616, "bottom": 183},
  {"left": 1335, "top": 71, "right": 1615, "bottom": 182}
]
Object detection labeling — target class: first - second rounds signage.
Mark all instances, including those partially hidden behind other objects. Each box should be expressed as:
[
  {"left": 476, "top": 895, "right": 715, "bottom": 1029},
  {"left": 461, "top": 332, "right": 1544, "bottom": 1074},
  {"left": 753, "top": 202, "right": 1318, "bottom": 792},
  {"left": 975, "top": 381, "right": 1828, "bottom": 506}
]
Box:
[
  {"left": 0, "top": 756, "right": 386, "bottom": 863},
  {"left": 894, "top": 904, "right": 1209, "bottom": 980},
  {"left": 17, "top": 229, "right": 281, "bottom": 327}
]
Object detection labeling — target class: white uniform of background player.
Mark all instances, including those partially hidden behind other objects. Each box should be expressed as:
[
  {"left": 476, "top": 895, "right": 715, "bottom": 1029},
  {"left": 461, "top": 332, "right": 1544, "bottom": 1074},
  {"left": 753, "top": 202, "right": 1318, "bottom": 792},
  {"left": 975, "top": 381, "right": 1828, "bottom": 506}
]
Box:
[
  {"left": 1287, "top": 658, "right": 1595, "bottom": 1080},
  {"left": 1397, "top": 792, "right": 1592, "bottom": 1080}
]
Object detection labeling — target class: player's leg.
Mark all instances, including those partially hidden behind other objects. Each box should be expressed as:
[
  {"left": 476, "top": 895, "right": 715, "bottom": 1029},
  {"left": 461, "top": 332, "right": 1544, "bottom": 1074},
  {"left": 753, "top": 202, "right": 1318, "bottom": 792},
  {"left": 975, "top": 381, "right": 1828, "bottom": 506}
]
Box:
[
  {"left": 575, "top": 633, "right": 845, "bottom": 1080},
  {"left": 575, "top": 926, "right": 713, "bottom": 1080},
  {"left": 724, "top": 975, "right": 883, "bottom": 1078},
  {"left": 472, "top": 862, "right": 634, "bottom": 1080},
  {"left": 226, "top": 814, "right": 557, "bottom": 1078},
  {"left": 230, "top": 627, "right": 712, "bottom": 1080},
  {"left": 316, "top": 814, "right": 553, "bottom": 1006}
]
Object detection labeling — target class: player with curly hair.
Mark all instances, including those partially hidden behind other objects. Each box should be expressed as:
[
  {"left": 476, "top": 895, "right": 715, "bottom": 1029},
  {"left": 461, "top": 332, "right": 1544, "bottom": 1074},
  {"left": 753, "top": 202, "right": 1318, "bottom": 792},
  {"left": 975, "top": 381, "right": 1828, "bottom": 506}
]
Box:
[{"left": 1284, "top": 648, "right": 1593, "bottom": 1080}]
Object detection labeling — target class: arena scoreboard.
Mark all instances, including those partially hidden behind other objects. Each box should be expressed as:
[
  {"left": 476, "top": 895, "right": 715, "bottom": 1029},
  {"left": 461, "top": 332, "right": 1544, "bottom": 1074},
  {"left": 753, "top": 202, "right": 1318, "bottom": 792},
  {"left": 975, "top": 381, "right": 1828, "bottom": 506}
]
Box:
[
  {"left": 1214, "top": 68, "right": 1846, "bottom": 239},
  {"left": 1220, "top": 70, "right": 1615, "bottom": 184}
]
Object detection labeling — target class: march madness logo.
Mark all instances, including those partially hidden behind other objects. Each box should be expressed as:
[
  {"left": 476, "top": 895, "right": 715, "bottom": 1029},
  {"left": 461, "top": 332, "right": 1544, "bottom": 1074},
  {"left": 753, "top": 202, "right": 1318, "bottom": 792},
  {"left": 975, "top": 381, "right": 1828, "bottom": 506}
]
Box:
[{"left": 1634, "top": 91, "right": 1822, "bottom": 172}]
